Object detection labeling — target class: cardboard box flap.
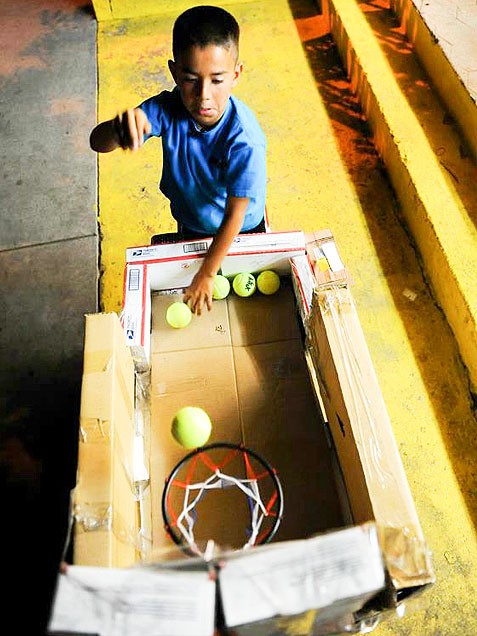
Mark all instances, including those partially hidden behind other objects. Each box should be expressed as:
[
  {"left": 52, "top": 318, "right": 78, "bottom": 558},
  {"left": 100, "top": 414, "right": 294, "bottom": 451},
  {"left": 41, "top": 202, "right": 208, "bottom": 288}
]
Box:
[
  {"left": 219, "top": 522, "right": 385, "bottom": 628},
  {"left": 305, "top": 275, "right": 435, "bottom": 591},
  {"left": 50, "top": 525, "right": 384, "bottom": 636},
  {"left": 48, "top": 564, "right": 216, "bottom": 636}
]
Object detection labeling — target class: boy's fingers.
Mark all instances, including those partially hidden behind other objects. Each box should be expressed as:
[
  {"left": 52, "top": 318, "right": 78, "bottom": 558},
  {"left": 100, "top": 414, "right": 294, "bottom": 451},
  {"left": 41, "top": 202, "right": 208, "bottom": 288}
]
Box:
[
  {"left": 184, "top": 291, "right": 201, "bottom": 315},
  {"left": 195, "top": 293, "right": 212, "bottom": 315},
  {"left": 114, "top": 108, "right": 149, "bottom": 151},
  {"left": 113, "top": 113, "right": 127, "bottom": 148},
  {"left": 126, "top": 108, "right": 139, "bottom": 150},
  {"left": 183, "top": 289, "right": 191, "bottom": 305},
  {"left": 183, "top": 285, "right": 213, "bottom": 316},
  {"left": 189, "top": 294, "right": 201, "bottom": 316},
  {"left": 114, "top": 111, "right": 134, "bottom": 149},
  {"left": 135, "top": 109, "right": 151, "bottom": 145}
]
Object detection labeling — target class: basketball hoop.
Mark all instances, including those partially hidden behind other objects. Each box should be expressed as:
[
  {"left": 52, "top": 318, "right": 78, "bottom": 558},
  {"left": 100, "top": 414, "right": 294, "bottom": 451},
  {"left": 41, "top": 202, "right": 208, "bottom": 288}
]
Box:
[{"left": 162, "top": 443, "right": 284, "bottom": 557}]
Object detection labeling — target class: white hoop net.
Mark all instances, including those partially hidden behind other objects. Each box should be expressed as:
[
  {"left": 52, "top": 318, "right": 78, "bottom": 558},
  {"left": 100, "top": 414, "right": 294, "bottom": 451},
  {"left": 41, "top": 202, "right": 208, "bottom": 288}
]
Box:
[
  {"left": 162, "top": 444, "right": 283, "bottom": 557},
  {"left": 177, "top": 468, "right": 270, "bottom": 554}
]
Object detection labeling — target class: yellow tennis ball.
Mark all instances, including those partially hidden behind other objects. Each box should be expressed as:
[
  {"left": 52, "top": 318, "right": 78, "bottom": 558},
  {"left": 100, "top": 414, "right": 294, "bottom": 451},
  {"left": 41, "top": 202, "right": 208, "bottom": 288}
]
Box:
[
  {"left": 171, "top": 406, "right": 212, "bottom": 449},
  {"left": 233, "top": 272, "right": 256, "bottom": 297},
  {"left": 257, "top": 270, "right": 281, "bottom": 295},
  {"left": 166, "top": 301, "right": 192, "bottom": 329},
  {"left": 212, "top": 274, "right": 230, "bottom": 300}
]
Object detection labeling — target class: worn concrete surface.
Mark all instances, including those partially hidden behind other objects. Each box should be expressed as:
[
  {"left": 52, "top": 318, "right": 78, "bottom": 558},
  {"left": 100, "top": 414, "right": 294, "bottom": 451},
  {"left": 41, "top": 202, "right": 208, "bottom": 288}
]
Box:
[{"left": 0, "top": 2, "right": 97, "bottom": 634}]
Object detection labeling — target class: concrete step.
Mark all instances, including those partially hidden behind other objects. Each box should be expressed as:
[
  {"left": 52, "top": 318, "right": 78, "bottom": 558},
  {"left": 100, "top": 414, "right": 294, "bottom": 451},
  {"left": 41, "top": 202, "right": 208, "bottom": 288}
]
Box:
[
  {"left": 326, "top": 0, "right": 477, "bottom": 393},
  {"left": 392, "top": 0, "right": 477, "bottom": 153}
]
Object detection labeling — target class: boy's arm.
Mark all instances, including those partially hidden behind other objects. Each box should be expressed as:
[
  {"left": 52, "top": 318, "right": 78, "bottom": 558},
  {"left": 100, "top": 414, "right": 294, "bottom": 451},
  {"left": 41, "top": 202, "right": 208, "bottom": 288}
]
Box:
[
  {"left": 89, "top": 108, "right": 151, "bottom": 153},
  {"left": 183, "top": 197, "right": 250, "bottom": 315}
]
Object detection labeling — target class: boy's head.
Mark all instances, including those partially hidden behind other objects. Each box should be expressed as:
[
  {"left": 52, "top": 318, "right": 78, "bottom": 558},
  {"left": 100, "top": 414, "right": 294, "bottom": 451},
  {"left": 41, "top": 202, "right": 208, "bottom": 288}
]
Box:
[
  {"left": 172, "top": 5, "right": 240, "bottom": 61},
  {"left": 169, "top": 6, "right": 243, "bottom": 130}
]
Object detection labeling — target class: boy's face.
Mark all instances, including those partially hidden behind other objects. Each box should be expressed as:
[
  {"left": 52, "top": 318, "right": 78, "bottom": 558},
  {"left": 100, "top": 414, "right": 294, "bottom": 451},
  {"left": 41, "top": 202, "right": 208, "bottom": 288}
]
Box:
[{"left": 169, "top": 44, "right": 242, "bottom": 129}]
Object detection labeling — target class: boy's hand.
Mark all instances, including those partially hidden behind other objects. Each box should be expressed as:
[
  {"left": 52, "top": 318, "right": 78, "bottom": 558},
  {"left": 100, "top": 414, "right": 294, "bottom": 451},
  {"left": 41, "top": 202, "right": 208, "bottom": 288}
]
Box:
[
  {"left": 183, "top": 270, "right": 214, "bottom": 316},
  {"left": 113, "top": 108, "right": 151, "bottom": 151},
  {"left": 181, "top": 197, "right": 250, "bottom": 316}
]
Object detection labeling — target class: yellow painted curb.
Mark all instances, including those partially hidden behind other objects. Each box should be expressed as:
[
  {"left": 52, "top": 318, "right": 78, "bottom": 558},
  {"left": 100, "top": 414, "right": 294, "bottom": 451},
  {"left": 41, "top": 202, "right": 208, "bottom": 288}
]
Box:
[
  {"left": 327, "top": 0, "right": 477, "bottom": 392},
  {"left": 91, "top": 0, "right": 253, "bottom": 22}
]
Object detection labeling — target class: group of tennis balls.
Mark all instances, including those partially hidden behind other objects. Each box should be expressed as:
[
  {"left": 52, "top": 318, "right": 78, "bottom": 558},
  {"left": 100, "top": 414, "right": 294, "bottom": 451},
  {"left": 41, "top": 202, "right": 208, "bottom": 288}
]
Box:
[
  {"left": 215, "top": 269, "right": 281, "bottom": 300},
  {"left": 166, "top": 269, "right": 281, "bottom": 329}
]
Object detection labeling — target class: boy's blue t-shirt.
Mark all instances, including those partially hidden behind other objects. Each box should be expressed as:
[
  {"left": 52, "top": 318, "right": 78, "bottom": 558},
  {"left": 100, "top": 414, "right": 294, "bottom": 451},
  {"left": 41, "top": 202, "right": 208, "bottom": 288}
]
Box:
[{"left": 139, "top": 88, "right": 266, "bottom": 234}]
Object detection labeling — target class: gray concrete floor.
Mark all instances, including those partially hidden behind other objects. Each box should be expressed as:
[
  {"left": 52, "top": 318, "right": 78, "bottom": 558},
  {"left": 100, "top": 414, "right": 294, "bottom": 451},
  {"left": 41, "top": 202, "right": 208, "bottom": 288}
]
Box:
[
  {"left": 0, "top": 0, "right": 475, "bottom": 634},
  {"left": 0, "top": 2, "right": 97, "bottom": 633}
]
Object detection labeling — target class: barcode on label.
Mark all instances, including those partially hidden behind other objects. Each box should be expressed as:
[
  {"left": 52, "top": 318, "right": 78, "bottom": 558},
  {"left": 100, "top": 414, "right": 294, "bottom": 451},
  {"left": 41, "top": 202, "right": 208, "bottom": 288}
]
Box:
[
  {"left": 184, "top": 241, "right": 208, "bottom": 253},
  {"left": 128, "top": 268, "right": 140, "bottom": 291}
]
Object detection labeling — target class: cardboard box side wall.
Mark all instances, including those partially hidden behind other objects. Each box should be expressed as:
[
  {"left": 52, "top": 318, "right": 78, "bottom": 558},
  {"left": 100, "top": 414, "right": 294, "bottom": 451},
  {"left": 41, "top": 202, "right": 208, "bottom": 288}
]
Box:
[
  {"left": 74, "top": 313, "right": 139, "bottom": 567},
  {"left": 306, "top": 285, "right": 435, "bottom": 591}
]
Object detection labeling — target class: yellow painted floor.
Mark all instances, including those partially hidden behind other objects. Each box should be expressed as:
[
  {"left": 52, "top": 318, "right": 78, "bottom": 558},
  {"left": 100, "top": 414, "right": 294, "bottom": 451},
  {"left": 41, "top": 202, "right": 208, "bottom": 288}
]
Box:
[{"left": 95, "top": 1, "right": 477, "bottom": 634}]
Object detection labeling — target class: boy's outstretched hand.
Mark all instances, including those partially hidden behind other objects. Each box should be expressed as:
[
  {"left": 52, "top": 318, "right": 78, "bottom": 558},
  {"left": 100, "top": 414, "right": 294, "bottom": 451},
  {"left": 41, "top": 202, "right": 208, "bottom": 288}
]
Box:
[
  {"left": 183, "top": 270, "right": 214, "bottom": 316},
  {"left": 182, "top": 197, "right": 250, "bottom": 316},
  {"left": 89, "top": 107, "right": 151, "bottom": 153},
  {"left": 113, "top": 108, "right": 152, "bottom": 151}
]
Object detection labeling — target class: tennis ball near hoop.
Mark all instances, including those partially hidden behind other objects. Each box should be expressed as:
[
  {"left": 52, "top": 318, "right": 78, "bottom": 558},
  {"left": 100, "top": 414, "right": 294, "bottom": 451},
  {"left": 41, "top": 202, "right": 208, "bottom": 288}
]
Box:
[
  {"left": 171, "top": 406, "right": 212, "bottom": 449},
  {"left": 166, "top": 301, "right": 192, "bottom": 329},
  {"left": 212, "top": 274, "right": 230, "bottom": 300},
  {"left": 233, "top": 272, "right": 256, "bottom": 297},
  {"left": 257, "top": 270, "right": 281, "bottom": 295}
]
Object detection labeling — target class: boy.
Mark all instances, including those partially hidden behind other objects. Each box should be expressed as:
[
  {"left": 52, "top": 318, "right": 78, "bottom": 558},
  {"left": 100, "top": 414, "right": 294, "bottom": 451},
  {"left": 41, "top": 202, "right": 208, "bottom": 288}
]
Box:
[{"left": 90, "top": 5, "right": 267, "bottom": 315}]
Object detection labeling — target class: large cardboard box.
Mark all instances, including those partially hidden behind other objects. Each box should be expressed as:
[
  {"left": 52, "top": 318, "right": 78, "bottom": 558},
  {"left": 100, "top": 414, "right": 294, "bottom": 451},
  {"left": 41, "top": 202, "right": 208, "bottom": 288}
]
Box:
[{"left": 49, "top": 231, "right": 434, "bottom": 636}]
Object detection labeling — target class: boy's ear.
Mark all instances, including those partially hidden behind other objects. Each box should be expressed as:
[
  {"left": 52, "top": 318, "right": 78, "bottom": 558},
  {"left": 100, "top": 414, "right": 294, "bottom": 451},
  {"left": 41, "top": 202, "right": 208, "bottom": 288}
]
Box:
[
  {"left": 168, "top": 59, "right": 177, "bottom": 82},
  {"left": 232, "top": 61, "right": 243, "bottom": 87}
]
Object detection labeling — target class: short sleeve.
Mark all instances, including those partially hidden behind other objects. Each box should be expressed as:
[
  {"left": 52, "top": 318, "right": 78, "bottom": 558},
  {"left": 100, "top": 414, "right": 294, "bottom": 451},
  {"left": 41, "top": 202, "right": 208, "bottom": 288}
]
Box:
[
  {"left": 226, "top": 141, "right": 267, "bottom": 199},
  {"left": 139, "top": 90, "right": 176, "bottom": 140}
]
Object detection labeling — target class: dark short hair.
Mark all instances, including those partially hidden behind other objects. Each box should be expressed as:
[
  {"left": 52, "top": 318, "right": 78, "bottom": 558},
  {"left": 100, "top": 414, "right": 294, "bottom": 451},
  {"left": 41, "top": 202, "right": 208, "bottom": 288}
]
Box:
[{"left": 172, "top": 5, "right": 240, "bottom": 59}]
